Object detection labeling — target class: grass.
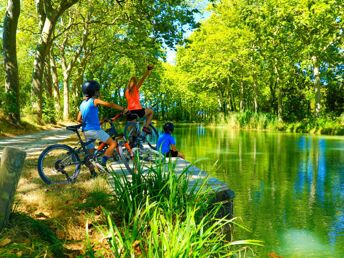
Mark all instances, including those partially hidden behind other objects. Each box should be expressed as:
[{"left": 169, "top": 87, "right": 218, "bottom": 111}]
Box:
[
  {"left": 0, "top": 146, "right": 115, "bottom": 257},
  {"left": 0, "top": 112, "right": 72, "bottom": 137},
  {"left": 208, "top": 111, "right": 344, "bottom": 135},
  {"left": 85, "top": 159, "right": 263, "bottom": 257}
]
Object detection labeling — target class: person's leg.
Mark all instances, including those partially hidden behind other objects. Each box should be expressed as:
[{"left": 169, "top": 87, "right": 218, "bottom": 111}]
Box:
[
  {"left": 104, "top": 137, "right": 117, "bottom": 157},
  {"left": 144, "top": 108, "right": 154, "bottom": 128},
  {"left": 177, "top": 151, "right": 185, "bottom": 159},
  {"left": 94, "top": 130, "right": 116, "bottom": 166}
]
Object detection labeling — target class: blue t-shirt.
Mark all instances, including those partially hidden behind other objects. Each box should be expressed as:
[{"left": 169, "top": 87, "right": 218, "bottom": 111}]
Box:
[
  {"left": 157, "top": 133, "right": 176, "bottom": 154},
  {"left": 80, "top": 98, "right": 101, "bottom": 131}
]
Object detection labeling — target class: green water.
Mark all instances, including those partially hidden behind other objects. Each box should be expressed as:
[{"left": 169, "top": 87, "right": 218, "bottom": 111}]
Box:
[{"left": 172, "top": 124, "right": 344, "bottom": 257}]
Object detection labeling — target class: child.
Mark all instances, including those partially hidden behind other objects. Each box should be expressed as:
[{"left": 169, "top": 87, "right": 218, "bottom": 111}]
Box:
[
  {"left": 125, "top": 64, "right": 154, "bottom": 134},
  {"left": 157, "top": 122, "right": 185, "bottom": 159},
  {"left": 77, "top": 80, "right": 127, "bottom": 176}
]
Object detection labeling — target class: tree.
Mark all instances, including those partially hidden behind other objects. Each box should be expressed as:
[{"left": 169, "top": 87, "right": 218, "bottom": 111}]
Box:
[
  {"left": 3, "top": 0, "right": 21, "bottom": 124},
  {"left": 31, "top": 0, "right": 78, "bottom": 123}
]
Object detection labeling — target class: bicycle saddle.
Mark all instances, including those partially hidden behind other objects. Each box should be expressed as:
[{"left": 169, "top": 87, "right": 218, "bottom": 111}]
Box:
[{"left": 66, "top": 124, "right": 82, "bottom": 132}]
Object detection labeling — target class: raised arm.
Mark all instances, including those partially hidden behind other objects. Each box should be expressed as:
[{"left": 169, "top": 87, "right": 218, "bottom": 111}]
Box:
[{"left": 137, "top": 64, "right": 154, "bottom": 90}]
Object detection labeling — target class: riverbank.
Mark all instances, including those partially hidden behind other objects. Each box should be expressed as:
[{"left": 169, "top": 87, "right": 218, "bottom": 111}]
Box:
[
  {"left": 0, "top": 134, "right": 261, "bottom": 256},
  {"left": 206, "top": 112, "right": 344, "bottom": 135}
]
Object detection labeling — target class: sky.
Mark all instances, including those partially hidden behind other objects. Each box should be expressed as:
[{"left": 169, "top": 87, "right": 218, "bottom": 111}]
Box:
[{"left": 165, "top": 1, "right": 212, "bottom": 65}]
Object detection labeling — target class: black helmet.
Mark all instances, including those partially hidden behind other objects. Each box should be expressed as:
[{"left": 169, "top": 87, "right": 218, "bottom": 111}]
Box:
[
  {"left": 82, "top": 80, "right": 100, "bottom": 97},
  {"left": 163, "top": 122, "right": 174, "bottom": 133}
]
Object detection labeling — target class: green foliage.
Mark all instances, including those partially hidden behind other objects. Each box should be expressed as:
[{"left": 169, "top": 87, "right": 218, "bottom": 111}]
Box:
[
  {"left": 166, "top": 0, "right": 344, "bottom": 125},
  {"left": 42, "top": 97, "right": 56, "bottom": 124},
  {"left": 90, "top": 160, "right": 263, "bottom": 257}
]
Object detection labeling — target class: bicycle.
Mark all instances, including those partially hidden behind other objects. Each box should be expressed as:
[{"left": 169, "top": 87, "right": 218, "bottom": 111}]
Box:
[
  {"left": 121, "top": 112, "right": 164, "bottom": 169},
  {"left": 123, "top": 113, "right": 159, "bottom": 150},
  {"left": 37, "top": 115, "right": 133, "bottom": 185}
]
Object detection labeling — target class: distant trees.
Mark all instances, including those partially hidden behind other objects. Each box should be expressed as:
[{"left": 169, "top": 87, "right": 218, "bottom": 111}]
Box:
[{"left": 160, "top": 0, "right": 344, "bottom": 122}]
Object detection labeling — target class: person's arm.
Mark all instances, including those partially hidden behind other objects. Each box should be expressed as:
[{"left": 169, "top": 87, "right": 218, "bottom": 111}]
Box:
[
  {"left": 170, "top": 135, "right": 177, "bottom": 151},
  {"left": 137, "top": 64, "right": 154, "bottom": 90},
  {"left": 77, "top": 111, "right": 82, "bottom": 123},
  {"left": 94, "top": 98, "right": 128, "bottom": 113},
  {"left": 170, "top": 144, "right": 177, "bottom": 151}
]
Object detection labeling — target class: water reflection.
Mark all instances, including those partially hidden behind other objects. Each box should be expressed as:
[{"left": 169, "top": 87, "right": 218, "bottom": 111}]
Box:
[{"left": 174, "top": 125, "right": 344, "bottom": 257}]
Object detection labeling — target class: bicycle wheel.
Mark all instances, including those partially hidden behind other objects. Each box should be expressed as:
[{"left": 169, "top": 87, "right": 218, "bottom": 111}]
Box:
[
  {"left": 146, "top": 124, "right": 159, "bottom": 150},
  {"left": 124, "top": 122, "right": 139, "bottom": 148},
  {"left": 37, "top": 144, "right": 81, "bottom": 184}
]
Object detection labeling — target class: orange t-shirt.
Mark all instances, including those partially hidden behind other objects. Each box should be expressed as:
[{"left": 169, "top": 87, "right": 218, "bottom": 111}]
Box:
[{"left": 125, "top": 85, "right": 142, "bottom": 110}]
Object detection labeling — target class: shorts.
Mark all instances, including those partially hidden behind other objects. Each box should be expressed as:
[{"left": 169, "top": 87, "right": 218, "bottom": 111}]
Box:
[
  {"left": 83, "top": 129, "right": 110, "bottom": 149},
  {"left": 165, "top": 149, "right": 178, "bottom": 158},
  {"left": 127, "top": 109, "right": 145, "bottom": 121}
]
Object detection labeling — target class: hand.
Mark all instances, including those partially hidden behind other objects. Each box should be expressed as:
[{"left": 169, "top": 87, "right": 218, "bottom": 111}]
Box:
[{"left": 147, "top": 64, "right": 154, "bottom": 70}]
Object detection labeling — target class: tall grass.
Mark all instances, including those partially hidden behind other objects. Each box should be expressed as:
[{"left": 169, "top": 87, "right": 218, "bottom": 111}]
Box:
[
  {"left": 90, "top": 159, "right": 263, "bottom": 257},
  {"left": 211, "top": 111, "right": 343, "bottom": 135}
]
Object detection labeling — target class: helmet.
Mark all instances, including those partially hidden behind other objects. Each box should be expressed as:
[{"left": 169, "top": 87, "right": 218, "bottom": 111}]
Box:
[
  {"left": 82, "top": 80, "right": 100, "bottom": 97},
  {"left": 163, "top": 122, "right": 174, "bottom": 133}
]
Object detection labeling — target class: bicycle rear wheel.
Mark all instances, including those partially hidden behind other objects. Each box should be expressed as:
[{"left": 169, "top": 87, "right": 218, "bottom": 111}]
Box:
[
  {"left": 124, "top": 122, "right": 139, "bottom": 148},
  {"left": 146, "top": 124, "right": 159, "bottom": 150},
  {"left": 37, "top": 144, "right": 81, "bottom": 184}
]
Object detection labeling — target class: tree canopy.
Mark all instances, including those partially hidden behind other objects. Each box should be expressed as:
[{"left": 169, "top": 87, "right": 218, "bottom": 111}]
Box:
[{"left": 1, "top": 0, "right": 343, "bottom": 125}]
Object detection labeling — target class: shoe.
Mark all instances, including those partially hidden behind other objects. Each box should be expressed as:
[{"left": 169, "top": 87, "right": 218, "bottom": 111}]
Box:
[{"left": 142, "top": 126, "right": 152, "bottom": 134}]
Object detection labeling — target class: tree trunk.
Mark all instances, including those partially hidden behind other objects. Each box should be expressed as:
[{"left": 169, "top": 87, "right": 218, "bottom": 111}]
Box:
[
  {"left": 44, "top": 55, "right": 53, "bottom": 96},
  {"left": 240, "top": 81, "right": 244, "bottom": 112},
  {"left": 62, "top": 72, "right": 70, "bottom": 121},
  {"left": 60, "top": 17, "right": 89, "bottom": 121},
  {"left": 0, "top": 147, "right": 26, "bottom": 232},
  {"left": 31, "top": 0, "right": 79, "bottom": 124},
  {"left": 274, "top": 62, "right": 283, "bottom": 121},
  {"left": 32, "top": 16, "right": 55, "bottom": 123},
  {"left": 50, "top": 53, "right": 62, "bottom": 114},
  {"left": 3, "top": 0, "right": 21, "bottom": 124},
  {"left": 312, "top": 55, "right": 321, "bottom": 116},
  {"left": 253, "top": 75, "right": 258, "bottom": 113}
]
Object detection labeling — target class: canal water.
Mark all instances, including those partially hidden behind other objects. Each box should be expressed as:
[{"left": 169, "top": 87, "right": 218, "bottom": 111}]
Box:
[{"left": 172, "top": 124, "right": 344, "bottom": 257}]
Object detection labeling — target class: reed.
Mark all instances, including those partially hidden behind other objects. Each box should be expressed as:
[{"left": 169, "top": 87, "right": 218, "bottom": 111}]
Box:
[{"left": 95, "top": 159, "right": 263, "bottom": 257}]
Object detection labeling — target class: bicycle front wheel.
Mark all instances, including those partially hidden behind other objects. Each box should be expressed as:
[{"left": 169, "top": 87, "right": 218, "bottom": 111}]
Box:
[
  {"left": 146, "top": 124, "right": 159, "bottom": 150},
  {"left": 37, "top": 144, "right": 81, "bottom": 184}
]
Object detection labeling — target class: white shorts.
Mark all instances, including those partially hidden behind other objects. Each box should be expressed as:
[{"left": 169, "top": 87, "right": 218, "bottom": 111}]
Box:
[{"left": 83, "top": 130, "right": 110, "bottom": 149}]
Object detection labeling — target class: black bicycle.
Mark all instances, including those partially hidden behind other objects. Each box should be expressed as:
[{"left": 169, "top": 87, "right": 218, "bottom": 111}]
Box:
[{"left": 37, "top": 116, "right": 132, "bottom": 185}]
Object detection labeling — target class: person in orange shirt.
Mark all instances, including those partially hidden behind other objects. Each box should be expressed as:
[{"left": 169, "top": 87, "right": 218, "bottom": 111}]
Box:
[{"left": 125, "top": 64, "right": 154, "bottom": 134}]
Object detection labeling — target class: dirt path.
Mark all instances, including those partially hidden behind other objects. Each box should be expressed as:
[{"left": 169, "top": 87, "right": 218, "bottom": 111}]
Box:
[{"left": 0, "top": 127, "right": 74, "bottom": 157}]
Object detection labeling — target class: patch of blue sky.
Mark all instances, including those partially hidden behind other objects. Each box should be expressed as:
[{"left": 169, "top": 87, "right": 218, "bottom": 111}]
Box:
[{"left": 165, "top": 0, "right": 212, "bottom": 65}]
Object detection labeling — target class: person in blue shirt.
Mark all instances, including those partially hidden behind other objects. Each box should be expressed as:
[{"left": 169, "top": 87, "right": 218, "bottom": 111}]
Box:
[
  {"left": 77, "top": 80, "right": 127, "bottom": 175},
  {"left": 157, "top": 122, "right": 184, "bottom": 159}
]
